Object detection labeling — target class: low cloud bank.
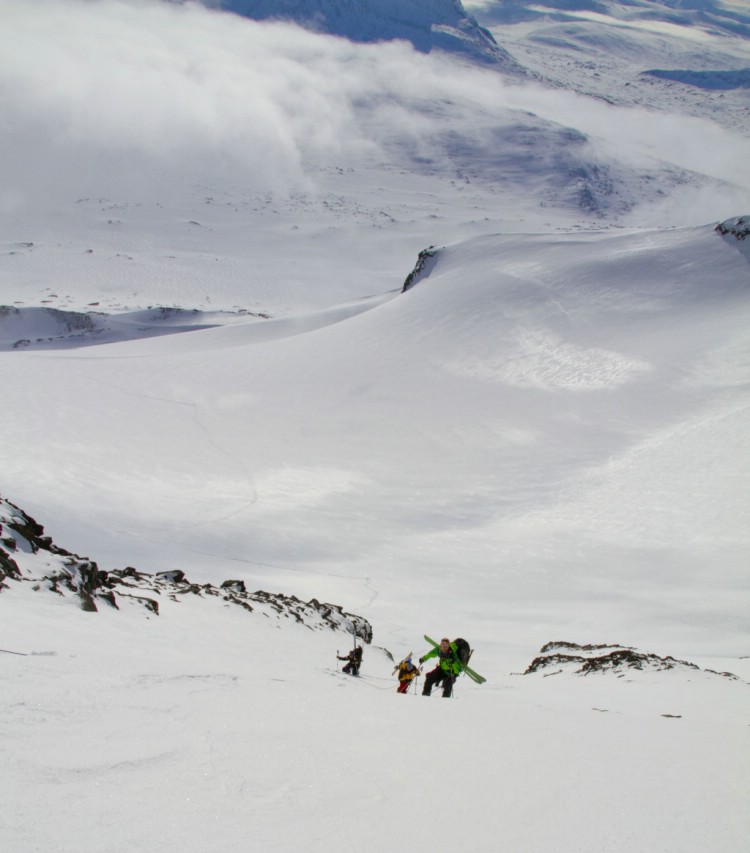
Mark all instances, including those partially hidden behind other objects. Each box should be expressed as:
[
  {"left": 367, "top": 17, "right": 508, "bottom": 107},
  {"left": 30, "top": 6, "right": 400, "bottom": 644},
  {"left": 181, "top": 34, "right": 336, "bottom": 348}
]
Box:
[{"left": 1, "top": 0, "right": 748, "bottom": 219}]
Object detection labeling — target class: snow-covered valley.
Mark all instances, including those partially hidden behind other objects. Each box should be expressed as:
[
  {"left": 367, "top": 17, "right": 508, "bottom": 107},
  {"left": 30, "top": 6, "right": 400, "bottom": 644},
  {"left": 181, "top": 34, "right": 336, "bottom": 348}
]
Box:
[{"left": 1, "top": 0, "right": 749, "bottom": 850}]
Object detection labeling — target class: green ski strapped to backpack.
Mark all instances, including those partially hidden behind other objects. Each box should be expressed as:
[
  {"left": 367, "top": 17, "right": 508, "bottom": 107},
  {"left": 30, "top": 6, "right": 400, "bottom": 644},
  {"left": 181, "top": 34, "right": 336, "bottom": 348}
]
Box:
[{"left": 423, "top": 635, "right": 486, "bottom": 684}]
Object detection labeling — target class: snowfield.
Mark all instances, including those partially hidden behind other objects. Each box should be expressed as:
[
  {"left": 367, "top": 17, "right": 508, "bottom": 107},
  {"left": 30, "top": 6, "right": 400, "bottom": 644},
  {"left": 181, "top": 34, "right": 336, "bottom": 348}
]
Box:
[
  {"left": 1, "top": 0, "right": 749, "bottom": 851},
  {"left": 3, "top": 534, "right": 748, "bottom": 853}
]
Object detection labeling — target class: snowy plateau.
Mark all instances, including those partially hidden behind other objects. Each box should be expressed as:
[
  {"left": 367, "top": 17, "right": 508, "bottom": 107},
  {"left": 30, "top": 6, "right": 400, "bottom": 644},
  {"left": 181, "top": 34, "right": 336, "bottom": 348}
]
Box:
[{"left": 1, "top": 0, "right": 749, "bottom": 851}]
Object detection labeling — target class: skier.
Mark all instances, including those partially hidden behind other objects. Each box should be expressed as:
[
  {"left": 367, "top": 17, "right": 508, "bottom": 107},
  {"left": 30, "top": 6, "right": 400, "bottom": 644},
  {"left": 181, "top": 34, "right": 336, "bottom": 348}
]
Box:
[
  {"left": 395, "top": 657, "right": 420, "bottom": 694},
  {"left": 419, "top": 637, "right": 462, "bottom": 697},
  {"left": 338, "top": 645, "right": 363, "bottom": 676}
]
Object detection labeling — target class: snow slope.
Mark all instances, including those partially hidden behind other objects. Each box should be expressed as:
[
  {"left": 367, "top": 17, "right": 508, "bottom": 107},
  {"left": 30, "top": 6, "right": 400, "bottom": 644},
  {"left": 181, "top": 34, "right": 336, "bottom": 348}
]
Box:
[
  {"left": 4, "top": 591, "right": 747, "bottom": 853},
  {"left": 2, "top": 220, "right": 748, "bottom": 656},
  {"left": 1, "top": 1, "right": 749, "bottom": 850},
  {"left": 2, "top": 513, "right": 749, "bottom": 853}
]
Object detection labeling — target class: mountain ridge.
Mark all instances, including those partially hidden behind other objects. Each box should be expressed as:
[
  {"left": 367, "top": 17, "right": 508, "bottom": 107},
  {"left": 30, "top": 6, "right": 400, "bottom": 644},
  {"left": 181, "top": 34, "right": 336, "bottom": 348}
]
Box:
[{"left": 210, "top": 0, "right": 525, "bottom": 67}]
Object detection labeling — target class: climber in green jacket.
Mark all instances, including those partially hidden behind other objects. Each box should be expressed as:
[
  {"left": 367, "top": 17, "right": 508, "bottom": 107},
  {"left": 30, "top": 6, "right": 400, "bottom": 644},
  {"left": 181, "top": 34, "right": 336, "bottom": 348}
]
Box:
[{"left": 419, "top": 637, "right": 462, "bottom": 698}]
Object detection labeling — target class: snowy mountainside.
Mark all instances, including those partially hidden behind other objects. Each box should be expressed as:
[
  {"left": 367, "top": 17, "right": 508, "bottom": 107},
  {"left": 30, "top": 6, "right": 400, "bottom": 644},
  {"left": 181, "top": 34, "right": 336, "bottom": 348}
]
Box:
[
  {"left": 0, "top": 110, "right": 728, "bottom": 319},
  {"left": 4, "top": 600, "right": 747, "bottom": 853},
  {"left": 466, "top": 0, "right": 750, "bottom": 36},
  {"left": 466, "top": 0, "right": 750, "bottom": 131},
  {"left": 211, "top": 0, "right": 522, "bottom": 66},
  {"left": 2, "top": 0, "right": 747, "bottom": 329},
  {"left": 2, "top": 219, "right": 748, "bottom": 659},
  {"left": 2, "top": 2, "right": 750, "bottom": 847},
  {"left": 2, "top": 492, "right": 748, "bottom": 853}
]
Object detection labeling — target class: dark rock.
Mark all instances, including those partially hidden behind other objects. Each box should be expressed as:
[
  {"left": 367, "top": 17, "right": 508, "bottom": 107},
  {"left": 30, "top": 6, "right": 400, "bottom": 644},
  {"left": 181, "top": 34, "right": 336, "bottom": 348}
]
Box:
[
  {"left": 402, "top": 246, "right": 439, "bottom": 292},
  {"left": 119, "top": 593, "right": 159, "bottom": 615},
  {"left": 1, "top": 495, "right": 374, "bottom": 641},
  {"left": 1, "top": 499, "right": 72, "bottom": 556},
  {"left": 716, "top": 215, "right": 750, "bottom": 240},
  {"left": 156, "top": 569, "right": 185, "bottom": 584},
  {"left": 79, "top": 591, "right": 98, "bottom": 612},
  {"left": 539, "top": 641, "right": 629, "bottom": 654},
  {"left": 97, "top": 590, "right": 119, "bottom": 609},
  {"left": 0, "top": 548, "right": 21, "bottom": 580},
  {"left": 1, "top": 533, "right": 17, "bottom": 551},
  {"left": 525, "top": 641, "right": 740, "bottom": 680}
]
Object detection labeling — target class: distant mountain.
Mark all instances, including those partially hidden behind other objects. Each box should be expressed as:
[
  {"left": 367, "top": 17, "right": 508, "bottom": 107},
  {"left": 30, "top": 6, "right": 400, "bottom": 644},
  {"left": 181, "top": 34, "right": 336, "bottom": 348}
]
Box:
[
  {"left": 209, "top": 0, "right": 524, "bottom": 67},
  {"left": 467, "top": 0, "right": 750, "bottom": 37}
]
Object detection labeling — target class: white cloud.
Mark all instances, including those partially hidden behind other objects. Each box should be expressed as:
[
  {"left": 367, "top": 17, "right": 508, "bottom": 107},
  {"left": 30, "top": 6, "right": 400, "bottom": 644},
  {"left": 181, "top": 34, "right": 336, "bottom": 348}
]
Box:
[
  {"left": 0, "top": 0, "right": 372, "bottom": 195},
  {"left": 1, "top": 0, "right": 748, "bottom": 219}
]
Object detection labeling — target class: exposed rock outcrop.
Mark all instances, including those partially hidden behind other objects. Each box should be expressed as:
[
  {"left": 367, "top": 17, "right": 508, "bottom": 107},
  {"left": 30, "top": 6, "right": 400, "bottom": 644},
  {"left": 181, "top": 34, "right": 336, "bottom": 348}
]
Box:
[
  {"left": 716, "top": 215, "right": 750, "bottom": 241},
  {"left": 0, "top": 495, "right": 372, "bottom": 643},
  {"left": 402, "top": 246, "right": 440, "bottom": 292},
  {"left": 524, "top": 641, "right": 739, "bottom": 680}
]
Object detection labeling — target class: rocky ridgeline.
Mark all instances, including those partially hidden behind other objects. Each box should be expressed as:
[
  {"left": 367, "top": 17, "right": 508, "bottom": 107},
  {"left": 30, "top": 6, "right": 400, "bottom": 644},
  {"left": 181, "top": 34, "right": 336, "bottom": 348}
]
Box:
[
  {"left": 715, "top": 215, "right": 750, "bottom": 241},
  {"left": 0, "top": 496, "right": 372, "bottom": 643},
  {"left": 524, "top": 641, "right": 738, "bottom": 680}
]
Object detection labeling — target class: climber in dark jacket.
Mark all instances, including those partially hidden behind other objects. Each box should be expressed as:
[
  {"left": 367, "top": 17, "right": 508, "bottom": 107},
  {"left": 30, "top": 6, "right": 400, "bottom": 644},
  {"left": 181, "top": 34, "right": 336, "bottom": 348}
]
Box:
[{"left": 338, "top": 645, "right": 363, "bottom": 676}]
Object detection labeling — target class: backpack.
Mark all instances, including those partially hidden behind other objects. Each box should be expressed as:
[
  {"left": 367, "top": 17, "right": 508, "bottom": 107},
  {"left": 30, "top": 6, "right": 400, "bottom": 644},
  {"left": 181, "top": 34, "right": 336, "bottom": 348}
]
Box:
[{"left": 453, "top": 638, "right": 471, "bottom": 668}]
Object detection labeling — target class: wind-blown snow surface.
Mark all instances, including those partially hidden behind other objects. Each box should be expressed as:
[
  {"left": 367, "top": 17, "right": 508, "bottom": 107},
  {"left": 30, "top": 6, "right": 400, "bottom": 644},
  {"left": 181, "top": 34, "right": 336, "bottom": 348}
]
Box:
[
  {"left": 3, "top": 220, "right": 749, "bottom": 850},
  {"left": 2, "top": 500, "right": 748, "bottom": 852},
  {"left": 3, "top": 583, "right": 748, "bottom": 853},
  {"left": 3, "top": 220, "right": 749, "bottom": 650},
  {"left": 2, "top": 1, "right": 750, "bottom": 850}
]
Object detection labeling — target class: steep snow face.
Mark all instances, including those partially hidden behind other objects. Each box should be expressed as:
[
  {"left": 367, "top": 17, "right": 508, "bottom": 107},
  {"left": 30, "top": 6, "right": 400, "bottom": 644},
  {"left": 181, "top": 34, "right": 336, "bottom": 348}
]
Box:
[{"left": 215, "top": 0, "right": 522, "bottom": 66}]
